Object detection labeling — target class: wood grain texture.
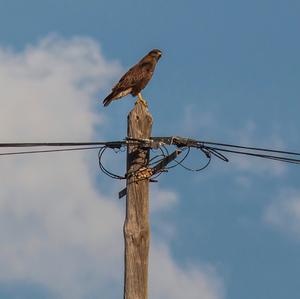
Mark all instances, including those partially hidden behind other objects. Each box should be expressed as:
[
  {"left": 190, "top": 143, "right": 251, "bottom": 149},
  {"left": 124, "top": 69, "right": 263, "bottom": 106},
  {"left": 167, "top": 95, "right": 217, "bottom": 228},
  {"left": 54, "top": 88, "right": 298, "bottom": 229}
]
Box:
[{"left": 124, "top": 102, "right": 153, "bottom": 299}]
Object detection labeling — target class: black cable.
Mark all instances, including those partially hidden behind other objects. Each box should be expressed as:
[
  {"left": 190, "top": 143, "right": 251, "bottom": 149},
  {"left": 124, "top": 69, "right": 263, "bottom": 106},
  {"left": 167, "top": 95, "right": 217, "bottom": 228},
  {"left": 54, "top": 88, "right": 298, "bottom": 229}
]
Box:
[
  {"left": 165, "top": 147, "right": 212, "bottom": 172},
  {"left": 209, "top": 146, "right": 300, "bottom": 165},
  {"left": 98, "top": 147, "right": 126, "bottom": 180},
  {"left": 148, "top": 147, "right": 167, "bottom": 166},
  {"left": 198, "top": 140, "right": 300, "bottom": 157},
  {"left": 1, "top": 137, "right": 300, "bottom": 177},
  {"left": 200, "top": 147, "right": 229, "bottom": 162},
  {"left": 0, "top": 146, "right": 103, "bottom": 156},
  {"left": 166, "top": 147, "right": 190, "bottom": 169},
  {"left": 0, "top": 141, "right": 125, "bottom": 148},
  {"left": 177, "top": 147, "right": 211, "bottom": 172}
]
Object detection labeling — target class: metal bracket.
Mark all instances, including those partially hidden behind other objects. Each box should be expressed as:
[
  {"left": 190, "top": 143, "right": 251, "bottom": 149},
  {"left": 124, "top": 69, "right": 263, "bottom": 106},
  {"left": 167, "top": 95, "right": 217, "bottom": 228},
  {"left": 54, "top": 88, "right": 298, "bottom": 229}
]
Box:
[{"left": 118, "top": 149, "right": 182, "bottom": 199}]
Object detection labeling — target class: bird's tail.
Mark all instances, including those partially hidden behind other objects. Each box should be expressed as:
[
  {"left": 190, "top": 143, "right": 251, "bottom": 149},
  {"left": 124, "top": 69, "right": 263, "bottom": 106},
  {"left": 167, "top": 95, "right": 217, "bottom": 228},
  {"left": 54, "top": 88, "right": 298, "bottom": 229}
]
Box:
[{"left": 102, "top": 92, "right": 115, "bottom": 107}]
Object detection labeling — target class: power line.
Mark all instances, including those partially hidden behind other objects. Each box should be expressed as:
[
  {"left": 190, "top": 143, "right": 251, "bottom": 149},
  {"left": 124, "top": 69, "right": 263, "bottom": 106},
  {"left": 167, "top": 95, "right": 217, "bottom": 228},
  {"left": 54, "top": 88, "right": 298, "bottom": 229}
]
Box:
[
  {"left": 193, "top": 140, "right": 300, "bottom": 165},
  {"left": 0, "top": 141, "right": 125, "bottom": 148},
  {"left": 208, "top": 146, "right": 300, "bottom": 165},
  {"left": 0, "top": 146, "right": 104, "bottom": 156},
  {"left": 0, "top": 140, "right": 128, "bottom": 157},
  {"left": 197, "top": 140, "right": 300, "bottom": 157},
  {"left": 149, "top": 136, "right": 300, "bottom": 165},
  {"left": 1, "top": 136, "right": 300, "bottom": 166}
]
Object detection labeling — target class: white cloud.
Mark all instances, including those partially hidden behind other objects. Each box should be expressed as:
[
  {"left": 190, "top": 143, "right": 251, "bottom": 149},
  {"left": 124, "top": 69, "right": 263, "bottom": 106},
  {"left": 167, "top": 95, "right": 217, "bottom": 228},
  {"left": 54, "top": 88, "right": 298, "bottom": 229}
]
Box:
[
  {"left": 150, "top": 187, "right": 179, "bottom": 242},
  {"left": 264, "top": 189, "right": 300, "bottom": 237},
  {"left": 229, "top": 121, "right": 287, "bottom": 177},
  {"left": 0, "top": 34, "right": 120, "bottom": 141},
  {"left": 150, "top": 245, "right": 223, "bottom": 299},
  {"left": 0, "top": 34, "right": 123, "bottom": 299},
  {"left": 180, "top": 106, "right": 287, "bottom": 177},
  {"left": 150, "top": 186, "right": 178, "bottom": 212},
  {"left": 0, "top": 35, "right": 223, "bottom": 299}
]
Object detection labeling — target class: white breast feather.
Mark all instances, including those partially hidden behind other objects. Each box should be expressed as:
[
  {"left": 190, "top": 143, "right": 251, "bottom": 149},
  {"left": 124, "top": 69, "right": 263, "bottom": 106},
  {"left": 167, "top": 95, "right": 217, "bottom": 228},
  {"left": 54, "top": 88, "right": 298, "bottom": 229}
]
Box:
[{"left": 116, "top": 88, "right": 132, "bottom": 99}]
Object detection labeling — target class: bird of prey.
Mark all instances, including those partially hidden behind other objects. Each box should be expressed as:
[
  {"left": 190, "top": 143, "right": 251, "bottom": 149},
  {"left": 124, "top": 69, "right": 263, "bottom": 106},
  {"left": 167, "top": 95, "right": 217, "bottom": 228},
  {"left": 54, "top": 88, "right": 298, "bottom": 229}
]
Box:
[{"left": 102, "top": 49, "right": 162, "bottom": 107}]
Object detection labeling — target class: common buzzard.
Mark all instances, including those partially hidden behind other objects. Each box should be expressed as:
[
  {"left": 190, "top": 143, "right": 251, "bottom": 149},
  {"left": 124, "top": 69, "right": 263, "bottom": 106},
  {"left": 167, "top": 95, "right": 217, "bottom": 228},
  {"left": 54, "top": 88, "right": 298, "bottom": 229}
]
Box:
[{"left": 102, "top": 49, "right": 162, "bottom": 107}]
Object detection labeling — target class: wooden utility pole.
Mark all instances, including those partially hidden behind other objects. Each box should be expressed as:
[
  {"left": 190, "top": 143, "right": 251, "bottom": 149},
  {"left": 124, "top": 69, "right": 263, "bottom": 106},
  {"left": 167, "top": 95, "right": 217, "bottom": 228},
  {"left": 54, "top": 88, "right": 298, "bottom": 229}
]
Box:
[{"left": 123, "top": 102, "right": 153, "bottom": 299}]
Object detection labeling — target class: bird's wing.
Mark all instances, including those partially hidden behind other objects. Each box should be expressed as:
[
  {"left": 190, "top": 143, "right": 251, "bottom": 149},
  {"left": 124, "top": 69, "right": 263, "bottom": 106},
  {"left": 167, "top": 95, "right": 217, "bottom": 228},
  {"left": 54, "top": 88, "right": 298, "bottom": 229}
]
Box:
[{"left": 112, "top": 63, "right": 150, "bottom": 92}]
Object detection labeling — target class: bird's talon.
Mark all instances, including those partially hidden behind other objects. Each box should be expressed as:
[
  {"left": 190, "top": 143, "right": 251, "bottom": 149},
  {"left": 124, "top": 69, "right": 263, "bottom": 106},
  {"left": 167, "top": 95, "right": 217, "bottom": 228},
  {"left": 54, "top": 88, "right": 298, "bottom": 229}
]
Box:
[
  {"left": 135, "top": 98, "right": 148, "bottom": 108},
  {"left": 135, "top": 93, "right": 148, "bottom": 108},
  {"left": 141, "top": 98, "right": 148, "bottom": 108}
]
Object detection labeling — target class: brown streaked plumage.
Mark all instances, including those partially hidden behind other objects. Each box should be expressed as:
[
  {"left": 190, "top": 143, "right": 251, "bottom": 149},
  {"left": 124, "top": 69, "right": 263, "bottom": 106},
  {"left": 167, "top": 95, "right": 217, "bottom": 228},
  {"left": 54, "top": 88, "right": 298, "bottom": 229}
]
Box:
[{"left": 102, "top": 49, "right": 162, "bottom": 107}]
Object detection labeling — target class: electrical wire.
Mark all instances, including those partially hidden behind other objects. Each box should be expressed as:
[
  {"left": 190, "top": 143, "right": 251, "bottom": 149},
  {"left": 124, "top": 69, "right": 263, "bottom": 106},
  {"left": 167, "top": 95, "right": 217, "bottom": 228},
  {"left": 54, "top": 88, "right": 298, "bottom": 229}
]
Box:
[
  {"left": 165, "top": 147, "right": 190, "bottom": 169},
  {"left": 0, "top": 141, "right": 126, "bottom": 148},
  {"left": 208, "top": 146, "right": 300, "bottom": 165},
  {"left": 197, "top": 140, "right": 300, "bottom": 157},
  {"left": 98, "top": 146, "right": 126, "bottom": 180},
  {"left": 1, "top": 136, "right": 300, "bottom": 182},
  {"left": 0, "top": 146, "right": 104, "bottom": 156},
  {"left": 169, "top": 147, "right": 212, "bottom": 172}
]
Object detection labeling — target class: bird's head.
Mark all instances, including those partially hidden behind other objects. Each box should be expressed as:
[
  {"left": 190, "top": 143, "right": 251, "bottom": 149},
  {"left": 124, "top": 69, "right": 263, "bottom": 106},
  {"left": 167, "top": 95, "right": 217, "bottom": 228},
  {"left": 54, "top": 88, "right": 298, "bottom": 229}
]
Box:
[{"left": 148, "top": 49, "right": 162, "bottom": 61}]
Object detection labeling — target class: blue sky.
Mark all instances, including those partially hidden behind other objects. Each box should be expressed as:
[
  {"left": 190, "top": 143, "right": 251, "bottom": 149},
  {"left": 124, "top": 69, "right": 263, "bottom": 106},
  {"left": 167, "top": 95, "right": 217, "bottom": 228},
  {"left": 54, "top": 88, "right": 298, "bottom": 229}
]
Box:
[{"left": 0, "top": 1, "right": 300, "bottom": 298}]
